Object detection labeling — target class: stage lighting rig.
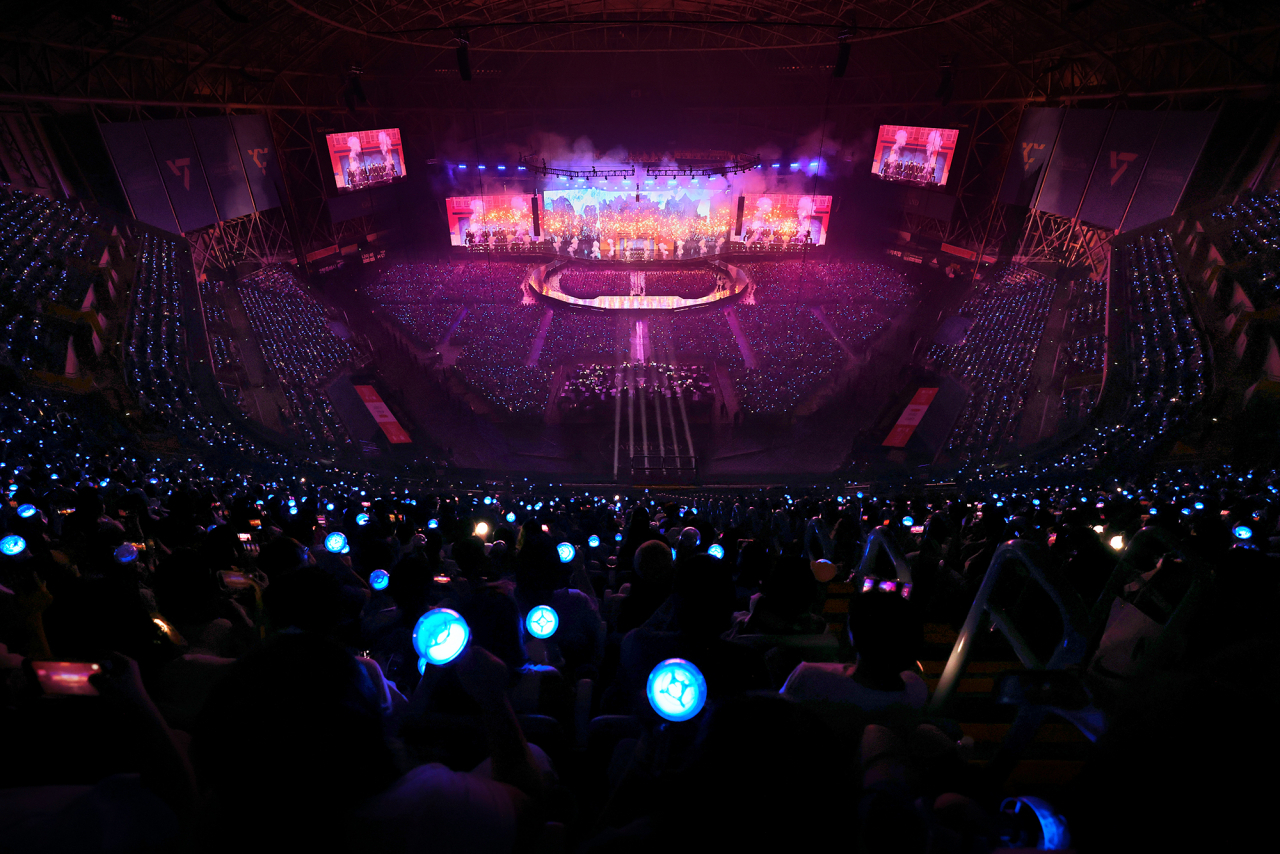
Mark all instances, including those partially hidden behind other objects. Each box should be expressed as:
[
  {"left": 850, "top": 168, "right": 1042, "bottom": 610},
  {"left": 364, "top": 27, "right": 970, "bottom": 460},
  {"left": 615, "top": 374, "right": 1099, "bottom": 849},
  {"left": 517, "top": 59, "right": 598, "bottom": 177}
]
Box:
[
  {"left": 645, "top": 155, "right": 761, "bottom": 178},
  {"left": 518, "top": 155, "right": 635, "bottom": 179}
]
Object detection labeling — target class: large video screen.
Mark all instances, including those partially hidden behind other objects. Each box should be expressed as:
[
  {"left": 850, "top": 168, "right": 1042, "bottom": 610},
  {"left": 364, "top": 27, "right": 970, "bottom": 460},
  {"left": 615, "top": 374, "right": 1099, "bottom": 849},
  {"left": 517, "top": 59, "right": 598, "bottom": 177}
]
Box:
[
  {"left": 446, "top": 189, "right": 831, "bottom": 257},
  {"left": 325, "top": 128, "right": 407, "bottom": 192},
  {"left": 871, "top": 125, "right": 959, "bottom": 187}
]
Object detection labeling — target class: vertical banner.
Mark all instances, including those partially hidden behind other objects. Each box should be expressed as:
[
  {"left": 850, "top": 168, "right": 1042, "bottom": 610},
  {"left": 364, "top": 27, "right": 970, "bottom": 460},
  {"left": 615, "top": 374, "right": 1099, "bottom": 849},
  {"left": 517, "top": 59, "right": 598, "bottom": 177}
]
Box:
[
  {"left": 229, "top": 114, "right": 283, "bottom": 212},
  {"left": 144, "top": 119, "right": 219, "bottom": 233},
  {"left": 354, "top": 385, "right": 412, "bottom": 444},
  {"left": 99, "top": 122, "right": 181, "bottom": 234},
  {"left": 1122, "top": 111, "right": 1218, "bottom": 231},
  {"left": 1077, "top": 111, "right": 1163, "bottom": 230},
  {"left": 999, "top": 107, "right": 1064, "bottom": 206},
  {"left": 1034, "top": 109, "right": 1112, "bottom": 220},
  {"left": 882, "top": 388, "right": 938, "bottom": 448},
  {"left": 189, "top": 116, "right": 256, "bottom": 222}
]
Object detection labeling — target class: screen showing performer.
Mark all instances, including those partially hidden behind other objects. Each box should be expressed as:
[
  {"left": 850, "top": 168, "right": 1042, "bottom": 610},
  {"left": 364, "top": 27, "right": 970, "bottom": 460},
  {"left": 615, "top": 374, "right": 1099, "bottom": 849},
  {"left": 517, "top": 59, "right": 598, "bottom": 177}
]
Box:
[
  {"left": 326, "top": 128, "right": 407, "bottom": 192},
  {"left": 870, "top": 125, "right": 959, "bottom": 187},
  {"left": 446, "top": 189, "right": 831, "bottom": 256}
]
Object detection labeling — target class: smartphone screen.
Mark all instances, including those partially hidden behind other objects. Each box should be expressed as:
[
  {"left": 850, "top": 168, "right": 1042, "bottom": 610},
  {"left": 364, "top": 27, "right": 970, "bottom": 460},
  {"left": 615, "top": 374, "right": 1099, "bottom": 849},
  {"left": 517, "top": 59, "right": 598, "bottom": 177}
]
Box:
[
  {"left": 237, "top": 533, "right": 253, "bottom": 543},
  {"left": 249, "top": 519, "right": 261, "bottom": 529},
  {"left": 32, "top": 661, "right": 101, "bottom": 696}
]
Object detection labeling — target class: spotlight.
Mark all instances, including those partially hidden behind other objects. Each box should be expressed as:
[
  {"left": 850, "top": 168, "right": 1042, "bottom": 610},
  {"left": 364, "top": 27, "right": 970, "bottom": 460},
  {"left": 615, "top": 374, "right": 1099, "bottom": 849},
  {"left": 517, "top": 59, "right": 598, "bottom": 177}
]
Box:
[{"left": 455, "top": 29, "right": 471, "bottom": 81}]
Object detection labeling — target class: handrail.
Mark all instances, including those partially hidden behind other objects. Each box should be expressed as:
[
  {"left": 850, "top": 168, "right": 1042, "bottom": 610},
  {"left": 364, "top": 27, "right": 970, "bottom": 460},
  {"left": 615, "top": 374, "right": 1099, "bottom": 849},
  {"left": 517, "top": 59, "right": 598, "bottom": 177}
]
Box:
[
  {"left": 856, "top": 525, "right": 913, "bottom": 583},
  {"left": 929, "top": 539, "right": 1089, "bottom": 712}
]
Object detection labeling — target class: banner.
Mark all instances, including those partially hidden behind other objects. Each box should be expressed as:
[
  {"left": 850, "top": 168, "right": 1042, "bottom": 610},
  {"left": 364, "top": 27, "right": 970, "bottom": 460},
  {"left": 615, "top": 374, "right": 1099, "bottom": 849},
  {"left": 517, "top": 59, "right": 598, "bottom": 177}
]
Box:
[
  {"left": 354, "top": 385, "right": 412, "bottom": 444},
  {"left": 883, "top": 388, "right": 938, "bottom": 448},
  {"left": 99, "top": 121, "right": 181, "bottom": 234},
  {"left": 229, "top": 114, "right": 283, "bottom": 212},
  {"left": 1035, "top": 110, "right": 1112, "bottom": 219},
  {"left": 1122, "top": 111, "right": 1217, "bottom": 231},
  {"left": 999, "top": 107, "right": 1064, "bottom": 206},
  {"left": 144, "top": 119, "right": 219, "bottom": 233},
  {"left": 189, "top": 116, "right": 256, "bottom": 222},
  {"left": 1077, "top": 111, "right": 1163, "bottom": 230}
]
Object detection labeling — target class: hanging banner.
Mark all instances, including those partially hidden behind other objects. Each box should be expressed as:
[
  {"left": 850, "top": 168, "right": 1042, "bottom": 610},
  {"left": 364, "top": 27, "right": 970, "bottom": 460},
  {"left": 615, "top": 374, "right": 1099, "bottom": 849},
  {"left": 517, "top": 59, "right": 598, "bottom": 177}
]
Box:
[
  {"left": 189, "top": 116, "right": 256, "bottom": 222},
  {"left": 1122, "top": 111, "right": 1218, "bottom": 231},
  {"left": 883, "top": 388, "right": 938, "bottom": 448},
  {"left": 99, "top": 121, "right": 181, "bottom": 234},
  {"left": 144, "top": 119, "right": 219, "bottom": 233},
  {"left": 354, "top": 385, "right": 412, "bottom": 444},
  {"left": 999, "top": 107, "right": 1064, "bottom": 206},
  {"left": 229, "top": 114, "right": 283, "bottom": 212},
  {"left": 1034, "top": 110, "right": 1111, "bottom": 220},
  {"left": 1077, "top": 111, "right": 1163, "bottom": 230}
]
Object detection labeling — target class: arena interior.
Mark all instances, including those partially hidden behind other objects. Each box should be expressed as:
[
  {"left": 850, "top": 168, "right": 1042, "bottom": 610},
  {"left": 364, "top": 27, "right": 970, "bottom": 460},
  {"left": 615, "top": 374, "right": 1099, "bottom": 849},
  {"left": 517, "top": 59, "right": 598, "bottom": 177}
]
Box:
[{"left": 1, "top": 3, "right": 1279, "bottom": 852}]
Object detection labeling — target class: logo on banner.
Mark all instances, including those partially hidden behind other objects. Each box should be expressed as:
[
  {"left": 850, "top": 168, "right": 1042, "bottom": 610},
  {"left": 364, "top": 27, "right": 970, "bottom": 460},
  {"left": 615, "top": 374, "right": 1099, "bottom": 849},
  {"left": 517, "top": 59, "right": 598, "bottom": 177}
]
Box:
[
  {"left": 248, "top": 148, "right": 270, "bottom": 173},
  {"left": 1109, "top": 151, "right": 1138, "bottom": 185},
  {"left": 165, "top": 158, "right": 191, "bottom": 190},
  {"left": 1021, "top": 142, "right": 1046, "bottom": 171}
]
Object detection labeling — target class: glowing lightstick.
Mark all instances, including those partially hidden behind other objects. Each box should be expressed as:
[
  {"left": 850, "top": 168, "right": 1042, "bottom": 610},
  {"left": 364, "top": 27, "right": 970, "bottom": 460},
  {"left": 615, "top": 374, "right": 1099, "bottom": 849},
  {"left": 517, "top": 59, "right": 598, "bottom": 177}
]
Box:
[
  {"left": 557, "top": 542, "right": 575, "bottom": 563},
  {"left": 525, "top": 605, "right": 559, "bottom": 639},
  {"left": 325, "top": 532, "right": 348, "bottom": 553},
  {"left": 0, "top": 534, "right": 26, "bottom": 556},
  {"left": 588, "top": 535, "right": 601, "bottom": 548},
  {"left": 17, "top": 504, "right": 37, "bottom": 519},
  {"left": 114, "top": 542, "right": 138, "bottom": 563},
  {"left": 708, "top": 544, "right": 725, "bottom": 559},
  {"left": 412, "top": 608, "right": 470, "bottom": 665},
  {"left": 369, "top": 569, "right": 390, "bottom": 590},
  {"left": 646, "top": 658, "right": 708, "bottom": 722}
]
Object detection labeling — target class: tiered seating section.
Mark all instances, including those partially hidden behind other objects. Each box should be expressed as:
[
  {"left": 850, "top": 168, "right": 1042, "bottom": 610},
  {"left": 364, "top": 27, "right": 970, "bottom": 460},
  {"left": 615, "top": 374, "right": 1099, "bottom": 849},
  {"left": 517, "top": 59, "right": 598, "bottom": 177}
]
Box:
[
  {"left": 453, "top": 305, "right": 550, "bottom": 414},
  {"left": 362, "top": 262, "right": 529, "bottom": 348},
  {"left": 734, "top": 305, "right": 845, "bottom": 414},
  {"left": 0, "top": 188, "right": 107, "bottom": 310},
  {"left": 642, "top": 269, "right": 718, "bottom": 297},
  {"left": 928, "top": 266, "right": 1056, "bottom": 459},
  {"left": 743, "top": 260, "right": 914, "bottom": 305},
  {"left": 1211, "top": 190, "right": 1280, "bottom": 299},
  {"left": 557, "top": 267, "right": 629, "bottom": 297},
  {"left": 237, "top": 266, "right": 360, "bottom": 451}
]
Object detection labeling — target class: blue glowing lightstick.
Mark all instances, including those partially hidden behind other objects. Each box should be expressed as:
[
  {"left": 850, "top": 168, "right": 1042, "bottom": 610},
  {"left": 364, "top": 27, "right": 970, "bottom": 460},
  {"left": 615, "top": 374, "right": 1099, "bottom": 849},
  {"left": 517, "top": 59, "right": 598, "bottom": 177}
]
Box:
[
  {"left": 418, "top": 657, "right": 428, "bottom": 675},
  {"left": 1233, "top": 525, "right": 1253, "bottom": 540},
  {"left": 615, "top": 532, "right": 623, "bottom": 542},
  {"left": 525, "top": 605, "right": 559, "bottom": 639},
  {"left": 708, "top": 544, "right": 725, "bottom": 559},
  {"left": 646, "top": 658, "right": 708, "bottom": 722},
  {"left": 412, "top": 608, "right": 470, "bottom": 665},
  {"left": 506, "top": 512, "right": 517, "bottom": 523},
  {"left": 0, "top": 534, "right": 26, "bottom": 556},
  {"left": 557, "top": 542, "right": 575, "bottom": 563},
  {"left": 17, "top": 503, "right": 37, "bottom": 519},
  {"left": 324, "top": 532, "right": 348, "bottom": 553},
  {"left": 114, "top": 542, "right": 138, "bottom": 563},
  {"left": 370, "top": 569, "right": 390, "bottom": 590},
  {"left": 588, "top": 534, "right": 600, "bottom": 548},
  {"left": 902, "top": 516, "right": 914, "bottom": 527},
  {"left": 427, "top": 519, "right": 439, "bottom": 529},
  {"left": 356, "top": 513, "right": 370, "bottom": 526}
]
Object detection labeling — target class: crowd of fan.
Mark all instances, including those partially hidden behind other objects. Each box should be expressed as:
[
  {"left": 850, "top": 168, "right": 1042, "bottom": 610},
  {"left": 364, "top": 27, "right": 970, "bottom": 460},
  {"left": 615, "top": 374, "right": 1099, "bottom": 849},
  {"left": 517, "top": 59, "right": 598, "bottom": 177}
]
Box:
[
  {"left": 237, "top": 266, "right": 360, "bottom": 452},
  {"left": 743, "top": 261, "right": 915, "bottom": 306},
  {"left": 538, "top": 311, "right": 621, "bottom": 370},
  {"left": 649, "top": 312, "right": 745, "bottom": 370},
  {"left": 453, "top": 305, "right": 552, "bottom": 415},
  {"left": 556, "top": 268, "right": 631, "bottom": 298},
  {"left": 642, "top": 269, "right": 719, "bottom": 298},
  {"left": 824, "top": 304, "right": 891, "bottom": 352},
  {"left": 1212, "top": 189, "right": 1280, "bottom": 299},
  {"left": 734, "top": 305, "right": 846, "bottom": 414},
  {"left": 1, "top": 454, "right": 1274, "bottom": 853},
  {"left": 362, "top": 263, "right": 529, "bottom": 349},
  {"left": 0, "top": 187, "right": 108, "bottom": 311},
  {"left": 1062, "top": 334, "right": 1105, "bottom": 374},
  {"left": 928, "top": 267, "right": 1057, "bottom": 460}
]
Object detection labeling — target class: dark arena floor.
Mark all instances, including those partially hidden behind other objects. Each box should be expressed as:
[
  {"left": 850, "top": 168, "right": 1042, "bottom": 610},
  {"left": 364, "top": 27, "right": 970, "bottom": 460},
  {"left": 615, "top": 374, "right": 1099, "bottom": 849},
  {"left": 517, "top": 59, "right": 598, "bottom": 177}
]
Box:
[{"left": 1, "top": 3, "right": 1279, "bottom": 853}]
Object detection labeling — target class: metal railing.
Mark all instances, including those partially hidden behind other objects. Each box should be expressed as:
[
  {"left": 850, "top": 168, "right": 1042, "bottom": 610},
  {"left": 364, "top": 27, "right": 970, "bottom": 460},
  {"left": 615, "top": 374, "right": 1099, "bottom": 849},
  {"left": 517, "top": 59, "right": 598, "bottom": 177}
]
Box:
[
  {"left": 929, "top": 539, "right": 1089, "bottom": 712},
  {"left": 856, "top": 525, "right": 913, "bottom": 583}
]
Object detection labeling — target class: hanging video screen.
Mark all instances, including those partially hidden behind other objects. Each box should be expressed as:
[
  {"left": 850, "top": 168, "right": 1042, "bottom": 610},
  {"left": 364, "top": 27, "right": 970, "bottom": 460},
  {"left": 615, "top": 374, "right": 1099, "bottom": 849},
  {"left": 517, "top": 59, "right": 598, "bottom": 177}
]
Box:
[
  {"left": 446, "top": 188, "right": 831, "bottom": 257},
  {"left": 871, "top": 125, "right": 959, "bottom": 187},
  {"left": 325, "top": 128, "right": 407, "bottom": 192}
]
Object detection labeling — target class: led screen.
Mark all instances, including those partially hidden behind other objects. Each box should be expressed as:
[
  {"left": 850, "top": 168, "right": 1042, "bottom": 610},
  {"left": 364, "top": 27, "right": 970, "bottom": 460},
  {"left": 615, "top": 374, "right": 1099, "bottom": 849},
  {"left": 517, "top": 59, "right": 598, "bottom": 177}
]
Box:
[
  {"left": 326, "top": 128, "right": 407, "bottom": 192},
  {"left": 871, "top": 125, "right": 959, "bottom": 187},
  {"left": 447, "top": 189, "right": 831, "bottom": 257}
]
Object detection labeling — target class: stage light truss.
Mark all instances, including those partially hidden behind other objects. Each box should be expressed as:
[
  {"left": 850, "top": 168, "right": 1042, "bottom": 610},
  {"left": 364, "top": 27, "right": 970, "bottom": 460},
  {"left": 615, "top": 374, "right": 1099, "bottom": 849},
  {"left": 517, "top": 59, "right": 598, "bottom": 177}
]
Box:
[
  {"left": 645, "top": 156, "right": 762, "bottom": 178},
  {"left": 518, "top": 156, "right": 634, "bottom": 179}
]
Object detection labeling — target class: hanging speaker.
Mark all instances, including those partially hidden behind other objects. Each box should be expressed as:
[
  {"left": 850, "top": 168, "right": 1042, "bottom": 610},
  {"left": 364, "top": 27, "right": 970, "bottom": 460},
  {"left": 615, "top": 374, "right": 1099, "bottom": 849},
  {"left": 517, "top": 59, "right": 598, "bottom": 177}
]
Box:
[
  {"left": 833, "top": 41, "right": 851, "bottom": 78},
  {"left": 734, "top": 195, "right": 746, "bottom": 238},
  {"left": 531, "top": 195, "right": 540, "bottom": 237}
]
